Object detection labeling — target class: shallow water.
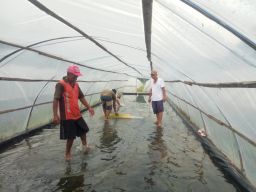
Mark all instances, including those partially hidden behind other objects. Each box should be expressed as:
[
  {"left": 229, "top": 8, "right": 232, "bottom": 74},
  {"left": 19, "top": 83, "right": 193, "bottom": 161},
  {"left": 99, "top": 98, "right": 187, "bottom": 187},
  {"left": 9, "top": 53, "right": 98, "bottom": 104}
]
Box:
[{"left": 0, "top": 96, "right": 240, "bottom": 192}]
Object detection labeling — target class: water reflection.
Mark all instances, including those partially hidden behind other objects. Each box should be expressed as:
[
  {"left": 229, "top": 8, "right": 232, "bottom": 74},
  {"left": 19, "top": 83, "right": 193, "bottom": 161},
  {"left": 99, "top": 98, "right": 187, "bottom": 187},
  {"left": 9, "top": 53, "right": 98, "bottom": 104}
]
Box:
[
  {"left": 136, "top": 95, "right": 146, "bottom": 103},
  {"left": 99, "top": 121, "right": 121, "bottom": 154},
  {"left": 25, "top": 138, "right": 32, "bottom": 149},
  {"left": 55, "top": 174, "right": 84, "bottom": 192},
  {"left": 145, "top": 128, "right": 168, "bottom": 189},
  {"left": 65, "top": 161, "right": 72, "bottom": 175},
  {"left": 195, "top": 153, "right": 207, "bottom": 185},
  {"left": 149, "top": 128, "right": 167, "bottom": 159},
  {"left": 55, "top": 161, "right": 88, "bottom": 192}
]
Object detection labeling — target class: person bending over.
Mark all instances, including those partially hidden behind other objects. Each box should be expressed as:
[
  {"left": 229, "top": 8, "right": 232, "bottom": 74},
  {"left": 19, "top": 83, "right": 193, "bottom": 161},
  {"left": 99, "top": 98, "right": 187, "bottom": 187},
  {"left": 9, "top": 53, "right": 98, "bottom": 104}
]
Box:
[
  {"left": 100, "top": 89, "right": 118, "bottom": 120},
  {"left": 112, "top": 89, "right": 121, "bottom": 112}
]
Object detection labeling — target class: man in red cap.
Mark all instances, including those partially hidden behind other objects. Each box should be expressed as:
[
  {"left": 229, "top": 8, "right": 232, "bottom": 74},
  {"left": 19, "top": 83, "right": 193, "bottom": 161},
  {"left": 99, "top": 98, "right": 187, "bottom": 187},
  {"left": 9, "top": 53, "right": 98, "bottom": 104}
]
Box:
[{"left": 53, "top": 65, "right": 95, "bottom": 161}]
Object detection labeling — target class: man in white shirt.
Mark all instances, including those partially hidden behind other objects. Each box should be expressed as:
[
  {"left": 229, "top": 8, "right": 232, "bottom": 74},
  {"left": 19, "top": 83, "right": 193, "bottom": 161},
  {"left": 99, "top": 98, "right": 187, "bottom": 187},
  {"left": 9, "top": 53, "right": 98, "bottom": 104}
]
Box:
[{"left": 148, "top": 70, "right": 167, "bottom": 128}]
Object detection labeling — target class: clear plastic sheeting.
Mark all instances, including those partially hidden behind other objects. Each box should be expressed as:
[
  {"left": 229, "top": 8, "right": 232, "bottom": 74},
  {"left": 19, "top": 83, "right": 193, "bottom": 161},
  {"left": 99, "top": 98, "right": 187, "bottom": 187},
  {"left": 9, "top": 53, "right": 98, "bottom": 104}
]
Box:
[
  {"left": 152, "top": 0, "right": 256, "bottom": 82},
  {"left": 0, "top": 0, "right": 148, "bottom": 145},
  {"left": 151, "top": 0, "right": 256, "bottom": 187},
  {"left": 189, "top": 0, "right": 256, "bottom": 45},
  {"left": 1, "top": 0, "right": 256, "bottom": 190}
]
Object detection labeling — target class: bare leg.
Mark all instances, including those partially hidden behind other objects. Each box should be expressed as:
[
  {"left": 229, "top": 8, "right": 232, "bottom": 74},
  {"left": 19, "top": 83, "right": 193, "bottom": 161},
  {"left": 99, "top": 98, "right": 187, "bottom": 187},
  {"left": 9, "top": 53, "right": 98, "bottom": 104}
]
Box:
[
  {"left": 103, "top": 109, "right": 107, "bottom": 120},
  {"left": 156, "top": 112, "right": 163, "bottom": 127},
  {"left": 105, "top": 110, "right": 111, "bottom": 120},
  {"left": 80, "top": 133, "right": 90, "bottom": 153},
  {"left": 80, "top": 133, "right": 87, "bottom": 146},
  {"left": 80, "top": 133, "right": 89, "bottom": 153},
  {"left": 65, "top": 139, "right": 74, "bottom": 160},
  {"left": 155, "top": 114, "right": 159, "bottom": 126},
  {"left": 102, "top": 106, "right": 108, "bottom": 120}
]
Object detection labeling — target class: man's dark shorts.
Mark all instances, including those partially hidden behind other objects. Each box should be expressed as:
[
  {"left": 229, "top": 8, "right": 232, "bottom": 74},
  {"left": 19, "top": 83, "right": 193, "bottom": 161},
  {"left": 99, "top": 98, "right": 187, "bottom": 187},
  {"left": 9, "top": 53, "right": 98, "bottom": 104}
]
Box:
[
  {"left": 60, "top": 117, "right": 89, "bottom": 140},
  {"left": 152, "top": 100, "right": 164, "bottom": 114},
  {"left": 100, "top": 95, "right": 113, "bottom": 110}
]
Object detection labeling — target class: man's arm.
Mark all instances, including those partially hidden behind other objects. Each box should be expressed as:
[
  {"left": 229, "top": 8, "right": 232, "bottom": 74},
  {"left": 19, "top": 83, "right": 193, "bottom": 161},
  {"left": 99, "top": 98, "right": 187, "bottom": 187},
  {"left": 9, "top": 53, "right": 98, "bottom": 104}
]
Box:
[
  {"left": 116, "top": 98, "right": 121, "bottom": 107},
  {"left": 52, "top": 99, "right": 60, "bottom": 124},
  {"left": 80, "top": 97, "right": 95, "bottom": 116},
  {"left": 52, "top": 83, "right": 62, "bottom": 124},
  {"left": 148, "top": 88, "right": 152, "bottom": 102},
  {"left": 113, "top": 99, "right": 118, "bottom": 114},
  {"left": 78, "top": 86, "right": 94, "bottom": 116},
  {"left": 162, "top": 87, "right": 167, "bottom": 102},
  {"left": 112, "top": 93, "right": 118, "bottom": 115}
]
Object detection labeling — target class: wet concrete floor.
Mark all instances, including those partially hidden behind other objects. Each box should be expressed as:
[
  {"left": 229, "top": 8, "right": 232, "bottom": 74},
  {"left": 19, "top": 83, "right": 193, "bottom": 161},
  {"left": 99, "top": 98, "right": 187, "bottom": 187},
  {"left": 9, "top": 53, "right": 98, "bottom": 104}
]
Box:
[{"left": 0, "top": 96, "right": 241, "bottom": 192}]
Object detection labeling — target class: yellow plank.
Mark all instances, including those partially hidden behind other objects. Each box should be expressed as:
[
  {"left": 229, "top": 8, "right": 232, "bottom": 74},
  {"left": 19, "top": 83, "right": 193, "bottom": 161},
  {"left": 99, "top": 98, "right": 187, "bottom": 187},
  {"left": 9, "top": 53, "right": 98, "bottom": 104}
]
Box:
[{"left": 108, "top": 113, "right": 143, "bottom": 119}]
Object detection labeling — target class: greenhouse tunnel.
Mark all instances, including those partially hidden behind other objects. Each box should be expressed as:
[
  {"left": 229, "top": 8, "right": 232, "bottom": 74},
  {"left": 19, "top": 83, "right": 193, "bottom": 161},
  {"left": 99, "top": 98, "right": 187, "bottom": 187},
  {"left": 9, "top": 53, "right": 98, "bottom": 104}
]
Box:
[{"left": 0, "top": 0, "right": 256, "bottom": 191}]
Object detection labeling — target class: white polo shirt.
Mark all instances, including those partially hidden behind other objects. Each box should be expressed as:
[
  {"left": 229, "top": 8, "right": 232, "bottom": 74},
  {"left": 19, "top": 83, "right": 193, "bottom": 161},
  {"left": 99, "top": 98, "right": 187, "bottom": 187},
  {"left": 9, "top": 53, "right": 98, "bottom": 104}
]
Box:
[{"left": 151, "top": 77, "right": 165, "bottom": 101}]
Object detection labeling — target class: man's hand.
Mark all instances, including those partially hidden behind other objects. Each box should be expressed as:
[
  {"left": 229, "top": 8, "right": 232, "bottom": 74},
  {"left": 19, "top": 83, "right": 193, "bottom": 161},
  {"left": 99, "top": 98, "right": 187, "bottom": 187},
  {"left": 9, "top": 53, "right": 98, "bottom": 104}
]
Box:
[
  {"left": 163, "top": 95, "right": 167, "bottom": 102},
  {"left": 53, "top": 115, "right": 60, "bottom": 125},
  {"left": 88, "top": 108, "right": 95, "bottom": 117}
]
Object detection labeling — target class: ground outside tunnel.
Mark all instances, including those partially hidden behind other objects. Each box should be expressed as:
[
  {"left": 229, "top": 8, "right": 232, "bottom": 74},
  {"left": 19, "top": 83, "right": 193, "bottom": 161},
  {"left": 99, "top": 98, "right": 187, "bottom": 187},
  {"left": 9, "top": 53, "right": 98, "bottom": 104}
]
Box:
[{"left": 0, "top": 96, "right": 242, "bottom": 192}]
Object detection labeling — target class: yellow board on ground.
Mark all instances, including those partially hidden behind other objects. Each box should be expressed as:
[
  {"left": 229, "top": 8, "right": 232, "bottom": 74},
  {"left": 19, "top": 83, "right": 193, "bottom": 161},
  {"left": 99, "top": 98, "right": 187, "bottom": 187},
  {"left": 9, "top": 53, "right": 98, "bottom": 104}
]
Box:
[{"left": 109, "top": 113, "right": 143, "bottom": 119}]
